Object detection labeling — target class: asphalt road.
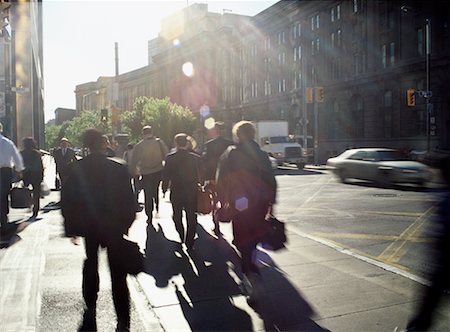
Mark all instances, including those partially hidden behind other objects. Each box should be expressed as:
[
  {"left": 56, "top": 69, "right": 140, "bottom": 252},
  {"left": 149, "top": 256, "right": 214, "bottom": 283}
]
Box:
[{"left": 274, "top": 166, "right": 443, "bottom": 280}]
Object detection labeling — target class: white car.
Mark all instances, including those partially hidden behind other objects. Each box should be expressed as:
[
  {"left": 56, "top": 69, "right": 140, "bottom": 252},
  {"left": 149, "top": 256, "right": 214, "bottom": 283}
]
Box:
[{"left": 326, "top": 148, "right": 431, "bottom": 187}]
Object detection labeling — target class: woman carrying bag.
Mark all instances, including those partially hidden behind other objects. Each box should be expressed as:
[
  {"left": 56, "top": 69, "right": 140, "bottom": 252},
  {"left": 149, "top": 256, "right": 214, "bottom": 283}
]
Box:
[{"left": 20, "top": 137, "right": 44, "bottom": 220}]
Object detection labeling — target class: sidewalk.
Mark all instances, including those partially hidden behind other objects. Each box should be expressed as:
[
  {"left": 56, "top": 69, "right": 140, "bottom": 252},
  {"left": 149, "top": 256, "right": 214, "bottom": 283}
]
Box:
[{"left": 1, "top": 157, "right": 449, "bottom": 331}]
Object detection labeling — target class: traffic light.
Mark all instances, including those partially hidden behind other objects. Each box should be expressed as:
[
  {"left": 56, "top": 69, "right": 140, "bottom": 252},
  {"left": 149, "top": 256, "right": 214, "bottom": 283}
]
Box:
[
  {"left": 316, "top": 87, "right": 324, "bottom": 103},
  {"left": 407, "top": 89, "right": 416, "bottom": 107},
  {"left": 101, "top": 108, "right": 108, "bottom": 123},
  {"left": 306, "top": 87, "right": 313, "bottom": 104}
]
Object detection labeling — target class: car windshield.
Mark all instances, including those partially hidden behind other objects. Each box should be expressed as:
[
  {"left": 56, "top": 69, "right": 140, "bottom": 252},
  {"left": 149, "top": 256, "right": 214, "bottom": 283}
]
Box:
[{"left": 378, "top": 150, "right": 408, "bottom": 161}]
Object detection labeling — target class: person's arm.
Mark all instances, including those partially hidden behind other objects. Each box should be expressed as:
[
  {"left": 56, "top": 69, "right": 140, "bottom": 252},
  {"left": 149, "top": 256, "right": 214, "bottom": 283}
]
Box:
[
  {"left": 161, "top": 156, "right": 171, "bottom": 194},
  {"left": 11, "top": 142, "right": 25, "bottom": 172}
]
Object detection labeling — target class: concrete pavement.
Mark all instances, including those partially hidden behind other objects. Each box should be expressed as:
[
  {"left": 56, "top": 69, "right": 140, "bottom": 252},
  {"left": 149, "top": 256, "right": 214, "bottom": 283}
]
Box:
[{"left": 1, "top": 156, "right": 449, "bottom": 331}]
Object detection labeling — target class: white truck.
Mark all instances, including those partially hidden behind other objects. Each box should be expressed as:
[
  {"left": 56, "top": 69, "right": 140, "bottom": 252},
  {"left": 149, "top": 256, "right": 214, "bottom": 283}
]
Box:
[{"left": 255, "top": 120, "right": 307, "bottom": 169}]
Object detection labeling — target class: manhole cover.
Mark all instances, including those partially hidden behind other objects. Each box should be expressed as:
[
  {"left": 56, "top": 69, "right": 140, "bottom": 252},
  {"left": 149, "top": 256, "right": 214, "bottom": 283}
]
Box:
[{"left": 373, "top": 193, "right": 399, "bottom": 198}]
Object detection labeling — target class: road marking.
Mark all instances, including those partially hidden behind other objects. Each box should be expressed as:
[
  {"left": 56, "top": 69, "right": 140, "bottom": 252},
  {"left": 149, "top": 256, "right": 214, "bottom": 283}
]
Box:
[
  {"left": 295, "top": 208, "right": 422, "bottom": 218},
  {"left": 377, "top": 204, "right": 437, "bottom": 264},
  {"left": 311, "top": 232, "right": 431, "bottom": 243}
]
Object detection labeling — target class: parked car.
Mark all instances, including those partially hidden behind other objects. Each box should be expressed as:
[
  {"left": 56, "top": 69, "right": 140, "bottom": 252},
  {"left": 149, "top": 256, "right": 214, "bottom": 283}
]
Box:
[{"left": 326, "top": 148, "right": 431, "bottom": 187}]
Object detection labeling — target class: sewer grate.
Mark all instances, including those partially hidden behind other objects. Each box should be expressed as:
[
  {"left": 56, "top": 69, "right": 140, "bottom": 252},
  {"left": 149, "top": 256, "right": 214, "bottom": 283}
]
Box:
[{"left": 373, "top": 193, "right": 399, "bottom": 198}]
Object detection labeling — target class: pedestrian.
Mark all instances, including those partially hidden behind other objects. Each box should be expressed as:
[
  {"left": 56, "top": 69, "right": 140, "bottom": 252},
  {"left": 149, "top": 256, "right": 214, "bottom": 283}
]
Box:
[
  {"left": 0, "top": 122, "right": 25, "bottom": 239},
  {"left": 162, "top": 133, "right": 204, "bottom": 251},
  {"left": 216, "top": 121, "right": 277, "bottom": 304},
  {"left": 123, "top": 143, "right": 141, "bottom": 211},
  {"left": 129, "top": 125, "right": 168, "bottom": 224},
  {"left": 102, "top": 135, "right": 116, "bottom": 157},
  {"left": 52, "top": 137, "right": 77, "bottom": 190},
  {"left": 20, "top": 137, "right": 44, "bottom": 220},
  {"left": 61, "top": 128, "right": 136, "bottom": 332},
  {"left": 406, "top": 156, "right": 450, "bottom": 331},
  {"left": 202, "top": 121, "right": 233, "bottom": 235}
]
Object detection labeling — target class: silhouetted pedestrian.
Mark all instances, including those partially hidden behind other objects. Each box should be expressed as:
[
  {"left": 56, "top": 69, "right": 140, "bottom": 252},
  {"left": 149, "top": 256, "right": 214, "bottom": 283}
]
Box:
[
  {"left": 20, "top": 137, "right": 44, "bottom": 220},
  {"left": 52, "top": 137, "right": 77, "bottom": 190},
  {"left": 216, "top": 121, "right": 277, "bottom": 304},
  {"left": 162, "top": 133, "right": 204, "bottom": 251},
  {"left": 0, "top": 122, "right": 24, "bottom": 239},
  {"left": 62, "top": 128, "right": 136, "bottom": 331}
]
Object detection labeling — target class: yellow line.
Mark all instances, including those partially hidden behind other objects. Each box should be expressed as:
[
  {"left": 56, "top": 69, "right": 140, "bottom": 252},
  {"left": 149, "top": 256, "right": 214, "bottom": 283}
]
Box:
[
  {"left": 377, "top": 204, "right": 436, "bottom": 263},
  {"left": 312, "top": 232, "right": 431, "bottom": 243}
]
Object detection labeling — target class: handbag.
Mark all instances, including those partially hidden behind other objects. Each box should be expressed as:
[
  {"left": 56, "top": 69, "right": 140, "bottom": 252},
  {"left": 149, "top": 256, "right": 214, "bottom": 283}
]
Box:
[
  {"left": 109, "top": 237, "right": 145, "bottom": 276},
  {"left": 10, "top": 182, "right": 32, "bottom": 209},
  {"left": 197, "top": 184, "right": 213, "bottom": 214},
  {"left": 261, "top": 215, "right": 287, "bottom": 251},
  {"left": 214, "top": 201, "right": 237, "bottom": 223}
]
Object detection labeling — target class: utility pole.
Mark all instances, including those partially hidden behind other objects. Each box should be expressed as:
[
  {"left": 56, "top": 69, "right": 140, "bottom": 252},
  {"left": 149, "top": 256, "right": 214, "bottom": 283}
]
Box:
[{"left": 425, "top": 19, "right": 431, "bottom": 152}]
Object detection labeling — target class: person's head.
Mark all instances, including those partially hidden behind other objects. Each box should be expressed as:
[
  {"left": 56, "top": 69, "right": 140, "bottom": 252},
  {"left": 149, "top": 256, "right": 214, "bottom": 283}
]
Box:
[
  {"left": 174, "top": 133, "right": 189, "bottom": 149},
  {"left": 186, "top": 136, "right": 197, "bottom": 151},
  {"left": 22, "top": 137, "right": 37, "bottom": 150},
  {"left": 207, "top": 121, "right": 225, "bottom": 139},
  {"left": 232, "top": 121, "right": 255, "bottom": 143},
  {"left": 60, "top": 137, "right": 69, "bottom": 148},
  {"left": 142, "top": 125, "right": 153, "bottom": 138},
  {"left": 82, "top": 128, "right": 104, "bottom": 153}
]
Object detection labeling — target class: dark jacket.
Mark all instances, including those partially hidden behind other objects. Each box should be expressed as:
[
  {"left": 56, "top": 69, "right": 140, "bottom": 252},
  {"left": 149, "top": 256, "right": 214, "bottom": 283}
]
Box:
[
  {"left": 162, "top": 149, "right": 203, "bottom": 202},
  {"left": 53, "top": 147, "right": 77, "bottom": 175},
  {"left": 202, "top": 136, "right": 233, "bottom": 181},
  {"left": 20, "top": 149, "right": 44, "bottom": 186},
  {"left": 216, "top": 140, "right": 277, "bottom": 209},
  {"left": 61, "top": 153, "right": 136, "bottom": 244}
]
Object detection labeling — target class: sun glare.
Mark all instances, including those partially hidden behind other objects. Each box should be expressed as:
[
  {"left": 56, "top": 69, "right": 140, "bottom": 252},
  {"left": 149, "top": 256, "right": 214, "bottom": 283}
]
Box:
[{"left": 182, "top": 62, "right": 194, "bottom": 77}]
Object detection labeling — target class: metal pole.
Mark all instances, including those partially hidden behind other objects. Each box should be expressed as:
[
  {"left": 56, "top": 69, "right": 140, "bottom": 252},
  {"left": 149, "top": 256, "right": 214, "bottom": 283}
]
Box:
[
  {"left": 314, "top": 100, "right": 318, "bottom": 165},
  {"left": 425, "top": 19, "right": 431, "bottom": 152}
]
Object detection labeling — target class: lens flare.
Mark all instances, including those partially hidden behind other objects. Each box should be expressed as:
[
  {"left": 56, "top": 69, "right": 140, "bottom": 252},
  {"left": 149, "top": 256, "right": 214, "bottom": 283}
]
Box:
[{"left": 182, "top": 62, "right": 194, "bottom": 77}]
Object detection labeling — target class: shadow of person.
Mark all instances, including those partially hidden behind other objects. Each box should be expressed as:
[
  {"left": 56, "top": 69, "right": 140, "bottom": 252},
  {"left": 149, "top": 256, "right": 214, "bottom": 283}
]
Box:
[
  {"left": 144, "top": 225, "right": 189, "bottom": 288},
  {"left": 174, "top": 225, "right": 253, "bottom": 331}
]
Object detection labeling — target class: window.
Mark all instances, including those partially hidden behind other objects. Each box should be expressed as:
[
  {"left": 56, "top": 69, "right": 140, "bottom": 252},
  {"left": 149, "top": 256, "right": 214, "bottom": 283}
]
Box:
[
  {"left": 331, "top": 8, "right": 335, "bottom": 22},
  {"left": 294, "top": 47, "right": 297, "bottom": 61},
  {"left": 337, "top": 4, "right": 341, "bottom": 20},
  {"left": 311, "top": 16, "right": 315, "bottom": 31},
  {"left": 390, "top": 42, "right": 395, "bottom": 65},
  {"left": 292, "top": 22, "right": 301, "bottom": 39},
  {"left": 264, "top": 80, "right": 271, "bottom": 96},
  {"left": 417, "top": 28, "right": 424, "bottom": 55},
  {"left": 316, "top": 14, "right": 320, "bottom": 29},
  {"left": 278, "top": 79, "right": 286, "bottom": 93},
  {"left": 331, "top": 32, "right": 335, "bottom": 48},
  {"left": 381, "top": 44, "right": 387, "bottom": 68},
  {"left": 297, "top": 23, "right": 301, "bottom": 38},
  {"left": 265, "top": 36, "right": 271, "bottom": 51},
  {"left": 337, "top": 29, "right": 342, "bottom": 47},
  {"left": 298, "top": 45, "right": 301, "bottom": 60},
  {"left": 353, "top": 0, "right": 358, "bottom": 13},
  {"left": 311, "top": 40, "right": 315, "bottom": 55},
  {"left": 316, "top": 38, "right": 320, "bottom": 52},
  {"left": 278, "top": 31, "right": 285, "bottom": 44}
]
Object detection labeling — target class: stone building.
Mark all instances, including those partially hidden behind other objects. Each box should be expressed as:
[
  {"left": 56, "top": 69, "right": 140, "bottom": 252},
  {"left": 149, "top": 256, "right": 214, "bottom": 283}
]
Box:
[{"left": 75, "top": 1, "right": 449, "bottom": 161}]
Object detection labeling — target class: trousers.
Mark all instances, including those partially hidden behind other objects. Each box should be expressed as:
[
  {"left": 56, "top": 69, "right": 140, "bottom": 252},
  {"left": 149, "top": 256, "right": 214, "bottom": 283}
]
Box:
[{"left": 141, "top": 171, "right": 161, "bottom": 220}]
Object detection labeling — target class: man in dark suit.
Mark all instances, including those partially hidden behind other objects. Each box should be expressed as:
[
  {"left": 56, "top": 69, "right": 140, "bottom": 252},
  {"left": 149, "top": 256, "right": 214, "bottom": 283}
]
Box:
[
  {"left": 202, "top": 122, "right": 232, "bottom": 235},
  {"left": 61, "top": 128, "right": 136, "bottom": 331},
  {"left": 52, "top": 137, "right": 77, "bottom": 188},
  {"left": 162, "top": 133, "right": 203, "bottom": 251}
]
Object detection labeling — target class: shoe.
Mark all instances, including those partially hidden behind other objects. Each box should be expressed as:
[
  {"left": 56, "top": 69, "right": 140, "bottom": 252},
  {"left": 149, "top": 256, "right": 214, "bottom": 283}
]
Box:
[
  {"left": 78, "top": 308, "right": 96, "bottom": 331},
  {"left": 116, "top": 321, "right": 130, "bottom": 332}
]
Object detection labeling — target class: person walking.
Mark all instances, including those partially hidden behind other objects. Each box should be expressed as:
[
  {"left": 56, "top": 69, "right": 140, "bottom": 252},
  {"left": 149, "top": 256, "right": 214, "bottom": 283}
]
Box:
[
  {"left": 216, "top": 121, "right": 277, "bottom": 304},
  {"left": 130, "top": 125, "right": 168, "bottom": 224},
  {"left": 202, "top": 121, "right": 232, "bottom": 235},
  {"left": 0, "top": 122, "right": 25, "bottom": 239},
  {"left": 20, "top": 137, "right": 44, "bottom": 220},
  {"left": 52, "top": 137, "right": 77, "bottom": 189},
  {"left": 61, "top": 128, "right": 136, "bottom": 332},
  {"left": 123, "top": 143, "right": 141, "bottom": 211},
  {"left": 162, "top": 133, "right": 204, "bottom": 251}
]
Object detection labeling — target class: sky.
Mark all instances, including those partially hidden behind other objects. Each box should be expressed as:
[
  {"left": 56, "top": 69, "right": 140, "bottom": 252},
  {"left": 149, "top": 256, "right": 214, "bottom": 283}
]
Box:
[{"left": 43, "top": 0, "right": 278, "bottom": 121}]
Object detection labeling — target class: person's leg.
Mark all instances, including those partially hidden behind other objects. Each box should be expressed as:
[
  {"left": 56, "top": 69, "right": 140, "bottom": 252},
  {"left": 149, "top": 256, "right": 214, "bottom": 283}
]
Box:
[
  {"left": 80, "top": 236, "right": 100, "bottom": 331},
  {"left": 185, "top": 201, "right": 198, "bottom": 249},
  {"left": 0, "top": 168, "right": 12, "bottom": 229},
  {"left": 31, "top": 181, "right": 41, "bottom": 217},
  {"left": 107, "top": 247, "right": 130, "bottom": 331},
  {"left": 172, "top": 200, "right": 185, "bottom": 244},
  {"left": 141, "top": 174, "right": 154, "bottom": 221},
  {"left": 149, "top": 171, "right": 161, "bottom": 213}
]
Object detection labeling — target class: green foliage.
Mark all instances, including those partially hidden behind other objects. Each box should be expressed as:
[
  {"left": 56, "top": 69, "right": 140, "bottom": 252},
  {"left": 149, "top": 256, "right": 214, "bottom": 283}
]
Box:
[
  {"left": 121, "top": 97, "right": 197, "bottom": 146},
  {"left": 44, "top": 123, "right": 62, "bottom": 149},
  {"left": 63, "top": 110, "right": 111, "bottom": 147}
]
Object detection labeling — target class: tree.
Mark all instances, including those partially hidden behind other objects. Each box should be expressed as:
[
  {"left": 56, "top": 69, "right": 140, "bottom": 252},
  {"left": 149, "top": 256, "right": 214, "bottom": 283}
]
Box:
[
  {"left": 63, "top": 110, "right": 111, "bottom": 147},
  {"left": 121, "top": 97, "right": 197, "bottom": 146},
  {"left": 44, "top": 123, "right": 62, "bottom": 150}
]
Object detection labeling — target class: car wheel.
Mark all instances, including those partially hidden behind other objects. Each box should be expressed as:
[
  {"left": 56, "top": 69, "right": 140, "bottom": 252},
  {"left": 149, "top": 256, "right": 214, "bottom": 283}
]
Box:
[
  {"left": 338, "top": 168, "right": 347, "bottom": 183},
  {"left": 377, "top": 170, "right": 392, "bottom": 188},
  {"left": 296, "top": 163, "right": 305, "bottom": 170}
]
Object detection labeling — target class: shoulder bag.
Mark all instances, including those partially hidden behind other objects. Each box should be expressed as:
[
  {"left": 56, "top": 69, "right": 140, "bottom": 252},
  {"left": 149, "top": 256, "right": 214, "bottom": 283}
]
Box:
[{"left": 10, "top": 181, "right": 32, "bottom": 209}]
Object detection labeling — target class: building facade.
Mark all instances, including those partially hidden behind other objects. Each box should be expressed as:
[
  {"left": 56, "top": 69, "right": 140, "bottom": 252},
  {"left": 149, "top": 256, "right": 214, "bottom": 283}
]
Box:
[
  {"left": 75, "top": 1, "right": 449, "bottom": 162},
  {"left": 0, "top": 1, "right": 44, "bottom": 147}
]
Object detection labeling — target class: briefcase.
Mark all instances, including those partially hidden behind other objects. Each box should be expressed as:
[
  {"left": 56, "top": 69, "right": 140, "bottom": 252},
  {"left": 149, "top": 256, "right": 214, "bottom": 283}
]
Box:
[{"left": 10, "top": 185, "right": 32, "bottom": 209}]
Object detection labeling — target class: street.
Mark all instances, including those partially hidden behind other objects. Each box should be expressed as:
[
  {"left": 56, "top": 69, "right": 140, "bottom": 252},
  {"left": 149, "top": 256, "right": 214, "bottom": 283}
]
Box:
[{"left": 1, "top": 158, "right": 449, "bottom": 331}]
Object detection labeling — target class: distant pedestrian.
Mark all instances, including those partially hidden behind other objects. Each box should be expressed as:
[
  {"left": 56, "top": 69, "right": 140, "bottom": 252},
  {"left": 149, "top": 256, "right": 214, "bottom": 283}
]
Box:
[
  {"left": 20, "top": 137, "right": 44, "bottom": 220},
  {"left": 216, "top": 121, "right": 277, "bottom": 304},
  {"left": 130, "top": 125, "right": 168, "bottom": 224},
  {"left": 202, "top": 121, "right": 232, "bottom": 235},
  {"left": 52, "top": 137, "right": 77, "bottom": 189},
  {"left": 162, "top": 133, "right": 204, "bottom": 251},
  {"left": 0, "top": 122, "right": 25, "bottom": 238},
  {"left": 61, "top": 128, "right": 136, "bottom": 332},
  {"left": 406, "top": 156, "right": 450, "bottom": 331}
]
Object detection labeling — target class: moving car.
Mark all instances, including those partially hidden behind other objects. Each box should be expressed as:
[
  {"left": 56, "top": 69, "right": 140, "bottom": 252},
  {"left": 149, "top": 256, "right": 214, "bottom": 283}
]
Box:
[{"left": 326, "top": 148, "right": 431, "bottom": 187}]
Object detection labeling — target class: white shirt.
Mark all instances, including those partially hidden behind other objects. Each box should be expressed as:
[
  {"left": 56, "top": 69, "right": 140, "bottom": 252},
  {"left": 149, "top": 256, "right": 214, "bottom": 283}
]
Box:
[{"left": 0, "top": 134, "right": 25, "bottom": 171}]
